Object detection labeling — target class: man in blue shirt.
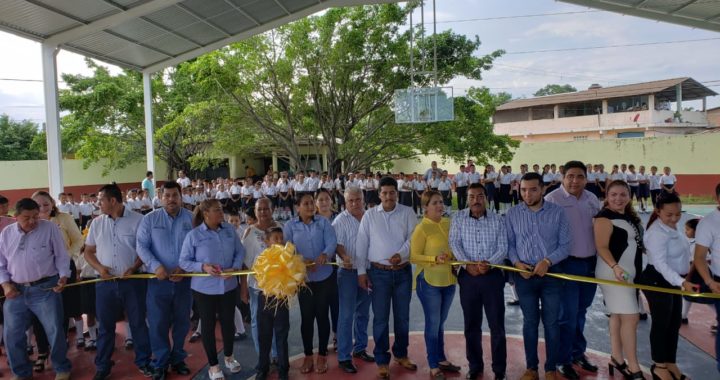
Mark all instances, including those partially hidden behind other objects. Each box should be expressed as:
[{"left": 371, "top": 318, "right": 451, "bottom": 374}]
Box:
[
  {"left": 137, "top": 181, "right": 194, "bottom": 380},
  {"left": 505, "top": 173, "right": 571, "bottom": 380}
]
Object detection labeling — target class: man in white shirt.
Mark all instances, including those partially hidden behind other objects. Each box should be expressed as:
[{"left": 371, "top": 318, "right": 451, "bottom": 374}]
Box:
[
  {"left": 307, "top": 170, "right": 320, "bottom": 193},
  {"left": 454, "top": 165, "right": 469, "bottom": 210},
  {"left": 83, "top": 184, "right": 152, "bottom": 379},
  {"left": 356, "top": 177, "right": 418, "bottom": 378},
  {"left": 176, "top": 170, "right": 191, "bottom": 189},
  {"left": 333, "top": 188, "right": 374, "bottom": 373},
  {"left": 57, "top": 193, "right": 73, "bottom": 215},
  {"left": 468, "top": 165, "right": 482, "bottom": 185},
  {"left": 692, "top": 182, "right": 720, "bottom": 374}
]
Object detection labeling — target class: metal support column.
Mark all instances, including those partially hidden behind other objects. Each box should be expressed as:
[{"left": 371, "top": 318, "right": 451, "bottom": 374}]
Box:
[
  {"left": 143, "top": 72, "right": 156, "bottom": 176},
  {"left": 676, "top": 84, "right": 683, "bottom": 113},
  {"left": 42, "top": 43, "right": 63, "bottom": 198}
]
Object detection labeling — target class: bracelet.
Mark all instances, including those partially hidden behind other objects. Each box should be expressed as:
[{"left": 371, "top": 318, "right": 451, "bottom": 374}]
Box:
[{"left": 611, "top": 263, "right": 619, "bottom": 269}]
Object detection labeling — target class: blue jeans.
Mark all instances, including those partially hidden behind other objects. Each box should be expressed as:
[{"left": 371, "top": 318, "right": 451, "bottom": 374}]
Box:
[
  {"left": 415, "top": 272, "right": 455, "bottom": 369},
  {"left": 3, "top": 275, "right": 71, "bottom": 377},
  {"left": 146, "top": 278, "right": 192, "bottom": 369},
  {"left": 249, "top": 287, "right": 277, "bottom": 359},
  {"left": 558, "top": 256, "right": 597, "bottom": 365},
  {"left": 336, "top": 267, "right": 371, "bottom": 361},
  {"left": 515, "top": 274, "right": 563, "bottom": 372},
  {"left": 367, "top": 265, "right": 412, "bottom": 365},
  {"left": 95, "top": 279, "right": 151, "bottom": 372}
]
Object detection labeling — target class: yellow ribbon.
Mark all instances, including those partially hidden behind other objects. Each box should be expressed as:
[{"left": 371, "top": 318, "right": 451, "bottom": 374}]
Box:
[{"left": 447, "top": 260, "right": 720, "bottom": 300}]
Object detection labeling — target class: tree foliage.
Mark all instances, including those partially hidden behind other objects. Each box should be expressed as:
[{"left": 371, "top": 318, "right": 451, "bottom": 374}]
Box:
[
  {"left": 0, "top": 114, "right": 46, "bottom": 160},
  {"left": 533, "top": 84, "right": 577, "bottom": 97},
  {"left": 52, "top": 3, "right": 516, "bottom": 176}
]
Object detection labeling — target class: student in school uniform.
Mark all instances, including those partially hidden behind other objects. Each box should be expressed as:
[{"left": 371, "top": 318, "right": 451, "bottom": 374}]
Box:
[
  {"left": 648, "top": 166, "right": 662, "bottom": 208},
  {"left": 637, "top": 166, "right": 650, "bottom": 214},
  {"left": 660, "top": 167, "right": 678, "bottom": 195}
]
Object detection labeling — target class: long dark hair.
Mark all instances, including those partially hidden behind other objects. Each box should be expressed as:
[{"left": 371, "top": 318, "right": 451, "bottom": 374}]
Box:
[
  {"left": 192, "top": 199, "right": 221, "bottom": 227},
  {"left": 602, "top": 180, "right": 641, "bottom": 226},
  {"left": 647, "top": 192, "right": 681, "bottom": 229}
]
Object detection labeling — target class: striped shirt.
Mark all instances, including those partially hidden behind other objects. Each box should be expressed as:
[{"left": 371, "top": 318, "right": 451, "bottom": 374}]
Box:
[
  {"left": 449, "top": 209, "right": 507, "bottom": 265},
  {"left": 355, "top": 203, "right": 418, "bottom": 275},
  {"left": 332, "top": 210, "right": 365, "bottom": 270},
  {"left": 505, "top": 201, "right": 571, "bottom": 266}
]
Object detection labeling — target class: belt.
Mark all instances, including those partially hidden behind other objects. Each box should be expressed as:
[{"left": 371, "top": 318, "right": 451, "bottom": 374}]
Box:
[
  {"left": 371, "top": 261, "right": 410, "bottom": 271},
  {"left": 16, "top": 275, "right": 55, "bottom": 287}
]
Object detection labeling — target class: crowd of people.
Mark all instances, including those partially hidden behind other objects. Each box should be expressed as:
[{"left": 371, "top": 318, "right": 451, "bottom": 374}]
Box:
[{"left": 0, "top": 158, "right": 718, "bottom": 380}]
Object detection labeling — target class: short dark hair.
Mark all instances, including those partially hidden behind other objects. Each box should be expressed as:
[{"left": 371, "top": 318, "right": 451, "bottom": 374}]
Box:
[
  {"left": 295, "top": 192, "right": 314, "bottom": 206},
  {"left": 163, "top": 181, "right": 182, "bottom": 194},
  {"left": 716, "top": 182, "right": 720, "bottom": 198},
  {"left": 563, "top": 160, "right": 586, "bottom": 175},
  {"left": 146, "top": 171, "right": 153, "bottom": 177},
  {"left": 521, "top": 172, "right": 544, "bottom": 186},
  {"left": 98, "top": 183, "right": 123, "bottom": 203},
  {"left": 685, "top": 218, "right": 700, "bottom": 231},
  {"left": 15, "top": 198, "right": 39, "bottom": 214},
  {"left": 467, "top": 183, "right": 486, "bottom": 194},
  {"left": 378, "top": 176, "right": 398, "bottom": 191},
  {"left": 0, "top": 195, "right": 8, "bottom": 205}
]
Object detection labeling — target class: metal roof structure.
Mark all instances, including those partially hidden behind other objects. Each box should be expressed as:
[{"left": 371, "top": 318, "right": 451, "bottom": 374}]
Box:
[
  {"left": 496, "top": 77, "right": 718, "bottom": 111},
  {"left": 559, "top": 0, "right": 720, "bottom": 33},
  {"left": 0, "top": 0, "right": 395, "bottom": 73}
]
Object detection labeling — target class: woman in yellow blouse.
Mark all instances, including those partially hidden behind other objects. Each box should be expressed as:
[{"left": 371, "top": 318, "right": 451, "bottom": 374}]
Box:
[
  {"left": 411, "top": 190, "right": 460, "bottom": 380},
  {"left": 31, "top": 191, "right": 84, "bottom": 370}
]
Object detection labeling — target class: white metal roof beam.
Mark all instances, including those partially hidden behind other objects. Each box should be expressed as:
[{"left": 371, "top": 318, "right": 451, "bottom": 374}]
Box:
[
  {"left": 272, "top": 0, "right": 292, "bottom": 16},
  {"left": 175, "top": 3, "right": 232, "bottom": 37},
  {"left": 46, "top": 0, "right": 182, "bottom": 45},
  {"left": 222, "top": 0, "right": 262, "bottom": 26},
  {"left": 669, "top": 0, "right": 700, "bottom": 14},
  {"left": 99, "top": 0, "right": 204, "bottom": 47}
]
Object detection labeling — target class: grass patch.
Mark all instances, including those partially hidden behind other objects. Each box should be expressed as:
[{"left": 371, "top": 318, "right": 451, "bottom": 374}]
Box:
[{"left": 680, "top": 194, "right": 716, "bottom": 205}]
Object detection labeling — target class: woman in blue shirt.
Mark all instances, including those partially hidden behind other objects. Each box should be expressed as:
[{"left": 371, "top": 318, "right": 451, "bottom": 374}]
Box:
[
  {"left": 283, "top": 192, "right": 337, "bottom": 374},
  {"left": 180, "top": 199, "right": 245, "bottom": 380}
]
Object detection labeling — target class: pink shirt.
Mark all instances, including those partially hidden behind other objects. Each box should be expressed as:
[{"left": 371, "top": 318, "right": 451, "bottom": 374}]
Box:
[
  {"left": 0, "top": 220, "right": 71, "bottom": 284},
  {"left": 0, "top": 216, "right": 14, "bottom": 233}
]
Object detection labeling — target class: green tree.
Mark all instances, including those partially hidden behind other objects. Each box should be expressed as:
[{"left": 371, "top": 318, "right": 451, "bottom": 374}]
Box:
[
  {"left": 0, "top": 114, "right": 46, "bottom": 160},
  {"left": 187, "top": 3, "right": 507, "bottom": 175},
  {"left": 534, "top": 84, "right": 577, "bottom": 97}
]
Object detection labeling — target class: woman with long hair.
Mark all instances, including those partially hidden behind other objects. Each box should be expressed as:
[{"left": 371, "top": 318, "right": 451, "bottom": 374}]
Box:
[
  {"left": 283, "top": 192, "right": 337, "bottom": 374},
  {"left": 411, "top": 190, "right": 459, "bottom": 380},
  {"left": 593, "top": 180, "right": 645, "bottom": 379},
  {"left": 30, "top": 191, "right": 84, "bottom": 370},
  {"left": 180, "top": 199, "right": 245, "bottom": 380},
  {"left": 641, "top": 193, "right": 698, "bottom": 380},
  {"left": 315, "top": 188, "right": 340, "bottom": 350}
]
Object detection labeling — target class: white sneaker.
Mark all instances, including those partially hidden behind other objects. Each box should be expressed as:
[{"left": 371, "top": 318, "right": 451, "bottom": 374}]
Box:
[
  {"left": 224, "top": 357, "right": 242, "bottom": 373},
  {"left": 208, "top": 366, "right": 224, "bottom": 380}
]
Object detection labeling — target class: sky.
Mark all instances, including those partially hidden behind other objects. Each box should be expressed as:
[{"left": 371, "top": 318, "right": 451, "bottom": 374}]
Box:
[{"left": 1, "top": 0, "right": 719, "bottom": 124}]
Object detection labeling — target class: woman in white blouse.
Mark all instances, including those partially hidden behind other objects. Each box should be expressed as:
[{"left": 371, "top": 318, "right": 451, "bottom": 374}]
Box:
[{"left": 641, "top": 192, "right": 698, "bottom": 380}]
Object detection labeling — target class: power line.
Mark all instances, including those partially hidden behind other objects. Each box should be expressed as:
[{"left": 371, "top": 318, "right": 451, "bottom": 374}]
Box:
[
  {"left": 431, "top": 10, "right": 602, "bottom": 24},
  {"left": 506, "top": 37, "right": 720, "bottom": 55}
]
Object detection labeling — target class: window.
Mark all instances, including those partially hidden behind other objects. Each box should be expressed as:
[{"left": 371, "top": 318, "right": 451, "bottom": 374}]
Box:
[
  {"left": 607, "top": 95, "right": 649, "bottom": 113},
  {"left": 559, "top": 101, "right": 602, "bottom": 118},
  {"left": 617, "top": 132, "right": 645, "bottom": 139},
  {"left": 573, "top": 135, "right": 588, "bottom": 141}
]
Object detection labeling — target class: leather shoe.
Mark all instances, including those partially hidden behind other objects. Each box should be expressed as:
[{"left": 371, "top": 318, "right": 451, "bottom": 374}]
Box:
[
  {"left": 255, "top": 372, "right": 268, "bottom": 380},
  {"left": 545, "top": 371, "right": 558, "bottom": 380},
  {"left": 339, "top": 360, "right": 357, "bottom": 374},
  {"left": 171, "top": 362, "right": 191, "bottom": 375},
  {"left": 353, "top": 350, "right": 375, "bottom": 362},
  {"left": 378, "top": 365, "right": 390, "bottom": 379},
  {"left": 92, "top": 370, "right": 110, "bottom": 380},
  {"left": 557, "top": 364, "right": 579, "bottom": 380},
  {"left": 438, "top": 362, "right": 461, "bottom": 372},
  {"left": 394, "top": 357, "right": 417, "bottom": 370},
  {"left": 572, "top": 356, "right": 598, "bottom": 372},
  {"left": 151, "top": 369, "right": 166, "bottom": 380}
]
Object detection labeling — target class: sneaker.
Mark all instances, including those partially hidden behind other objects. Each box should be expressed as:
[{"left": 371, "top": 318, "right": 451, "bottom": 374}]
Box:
[
  {"left": 76, "top": 338, "right": 85, "bottom": 349},
  {"left": 170, "top": 362, "right": 191, "bottom": 375},
  {"left": 189, "top": 331, "right": 201, "bottom": 343},
  {"left": 138, "top": 365, "right": 153, "bottom": 377},
  {"left": 124, "top": 339, "right": 134, "bottom": 350},
  {"left": 84, "top": 340, "right": 97, "bottom": 352},
  {"left": 233, "top": 332, "right": 247, "bottom": 341},
  {"left": 208, "top": 367, "right": 224, "bottom": 380},
  {"left": 224, "top": 357, "right": 242, "bottom": 374}
]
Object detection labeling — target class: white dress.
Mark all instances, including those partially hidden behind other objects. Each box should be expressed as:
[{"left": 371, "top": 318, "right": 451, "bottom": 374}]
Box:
[{"left": 595, "top": 209, "right": 643, "bottom": 314}]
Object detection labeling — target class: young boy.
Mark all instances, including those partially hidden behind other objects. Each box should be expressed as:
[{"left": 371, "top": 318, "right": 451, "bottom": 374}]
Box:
[{"left": 255, "top": 227, "right": 290, "bottom": 380}]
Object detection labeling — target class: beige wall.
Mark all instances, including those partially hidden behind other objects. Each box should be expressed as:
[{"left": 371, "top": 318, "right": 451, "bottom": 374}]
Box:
[
  {"left": 391, "top": 132, "right": 720, "bottom": 175},
  {"left": 0, "top": 159, "right": 168, "bottom": 191}
]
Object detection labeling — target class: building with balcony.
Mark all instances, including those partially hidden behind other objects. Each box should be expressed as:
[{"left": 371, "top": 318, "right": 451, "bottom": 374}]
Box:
[{"left": 493, "top": 77, "right": 717, "bottom": 142}]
